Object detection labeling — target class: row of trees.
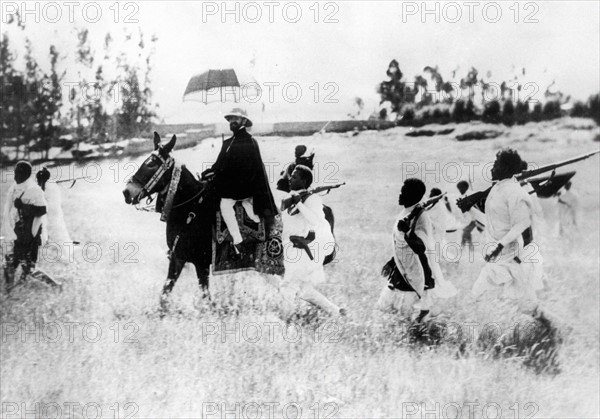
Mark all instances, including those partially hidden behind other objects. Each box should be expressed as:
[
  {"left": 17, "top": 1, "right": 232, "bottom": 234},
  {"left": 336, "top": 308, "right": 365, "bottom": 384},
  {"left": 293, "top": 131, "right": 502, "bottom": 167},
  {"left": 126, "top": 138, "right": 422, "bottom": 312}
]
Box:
[
  {"left": 395, "top": 95, "right": 600, "bottom": 127},
  {"left": 378, "top": 60, "right": 600, "bottom": 127},
  {"left": 1, "top": 21, "right": 158, "bottom": 161}
]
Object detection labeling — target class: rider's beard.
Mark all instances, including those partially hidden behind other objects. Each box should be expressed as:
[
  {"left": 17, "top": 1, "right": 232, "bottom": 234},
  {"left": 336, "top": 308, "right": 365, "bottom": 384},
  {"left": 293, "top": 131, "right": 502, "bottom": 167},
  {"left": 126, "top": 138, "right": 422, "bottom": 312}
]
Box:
[{"left": 229, "top": 121, "right": 241, "bottom": 132}]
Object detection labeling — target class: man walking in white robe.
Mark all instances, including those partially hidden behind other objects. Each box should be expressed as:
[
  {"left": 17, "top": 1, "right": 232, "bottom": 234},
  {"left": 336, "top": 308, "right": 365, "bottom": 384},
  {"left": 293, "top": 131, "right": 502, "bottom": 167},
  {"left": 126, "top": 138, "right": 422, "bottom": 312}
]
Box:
[
  {"left": 279, "top": 165, "right": 343, "bottom": 316},
  {"left": 473, "top": 149, "right": 544, "bottom": 314},
  {"left": 2, "top": 161, "right": 50, "bottom": 289},
  {"left": 377, "top": 178, "right": 457, "bottom": 321}
]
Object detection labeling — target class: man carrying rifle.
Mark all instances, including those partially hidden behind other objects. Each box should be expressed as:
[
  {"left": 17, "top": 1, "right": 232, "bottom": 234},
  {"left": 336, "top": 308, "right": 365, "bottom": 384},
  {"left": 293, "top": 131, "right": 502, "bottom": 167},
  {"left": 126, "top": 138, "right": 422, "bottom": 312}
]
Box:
[
  {"left": 2, "top": 161, "right": 49, "bottom": 290},
  {"left": 472, "top": 149, "right": 544, "bottom": 313},
  {"left": 279, "top": 165, "right": 344, "bottom": 316},
  {"left": 377, "top": 179, "right": 456, "bottom": 322}
]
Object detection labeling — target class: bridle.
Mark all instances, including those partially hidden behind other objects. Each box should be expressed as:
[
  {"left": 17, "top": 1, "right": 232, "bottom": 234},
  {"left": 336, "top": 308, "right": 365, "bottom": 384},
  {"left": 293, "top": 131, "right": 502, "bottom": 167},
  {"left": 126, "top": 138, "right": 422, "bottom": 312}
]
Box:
[
  {"left": 129, "top": 151, "right": 174, "bottom": 208},
  {"left": 133, "top": 152, "right": 174, "bottom": 195},
  {"left": 130, "top": 151, "right": 210, "bottom": 221}
]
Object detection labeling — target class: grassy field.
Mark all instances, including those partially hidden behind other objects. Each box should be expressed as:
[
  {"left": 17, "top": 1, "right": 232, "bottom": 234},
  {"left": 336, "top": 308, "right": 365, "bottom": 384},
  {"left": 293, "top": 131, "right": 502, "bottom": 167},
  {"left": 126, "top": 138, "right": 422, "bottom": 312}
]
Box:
[{"left": 1, "top": 118, "right": 599, "bottom": 418}]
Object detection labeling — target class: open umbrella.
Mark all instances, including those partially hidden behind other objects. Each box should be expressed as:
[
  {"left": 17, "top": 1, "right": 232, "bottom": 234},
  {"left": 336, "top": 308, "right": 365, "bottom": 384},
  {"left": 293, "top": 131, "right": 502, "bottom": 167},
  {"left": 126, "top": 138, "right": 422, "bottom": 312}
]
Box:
[{"left": 183, "top": 69, "right": 260, "bottom": 105}]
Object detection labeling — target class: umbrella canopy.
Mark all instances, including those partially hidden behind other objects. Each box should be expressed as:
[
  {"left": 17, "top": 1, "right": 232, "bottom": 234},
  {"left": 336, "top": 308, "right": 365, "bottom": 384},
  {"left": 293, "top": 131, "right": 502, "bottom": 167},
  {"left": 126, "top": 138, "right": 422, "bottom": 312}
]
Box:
[{"left": 183, "top": 69, "right": 260, "bottom": 104}]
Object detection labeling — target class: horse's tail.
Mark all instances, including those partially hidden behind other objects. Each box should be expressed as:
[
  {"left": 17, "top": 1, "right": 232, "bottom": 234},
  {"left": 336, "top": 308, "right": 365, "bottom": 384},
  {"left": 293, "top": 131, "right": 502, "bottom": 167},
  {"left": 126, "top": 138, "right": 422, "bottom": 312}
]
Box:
[{"left": 323, "top": 205, "right": 336, "bottom": 265}]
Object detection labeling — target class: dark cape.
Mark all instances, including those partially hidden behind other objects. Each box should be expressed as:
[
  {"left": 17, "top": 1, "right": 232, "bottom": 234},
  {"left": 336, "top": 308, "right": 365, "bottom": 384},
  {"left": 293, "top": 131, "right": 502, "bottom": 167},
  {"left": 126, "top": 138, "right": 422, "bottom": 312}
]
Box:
[{"left": 211, "top": 127, "right": 278, "bottom": 218}]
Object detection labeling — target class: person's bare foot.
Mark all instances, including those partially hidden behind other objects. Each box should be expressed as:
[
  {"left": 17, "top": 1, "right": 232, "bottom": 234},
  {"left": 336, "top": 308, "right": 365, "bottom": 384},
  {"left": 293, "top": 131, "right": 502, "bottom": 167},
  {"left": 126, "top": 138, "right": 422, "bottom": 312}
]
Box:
[{"left": 415, "top": 310, "right": 430, "bottom": 323}]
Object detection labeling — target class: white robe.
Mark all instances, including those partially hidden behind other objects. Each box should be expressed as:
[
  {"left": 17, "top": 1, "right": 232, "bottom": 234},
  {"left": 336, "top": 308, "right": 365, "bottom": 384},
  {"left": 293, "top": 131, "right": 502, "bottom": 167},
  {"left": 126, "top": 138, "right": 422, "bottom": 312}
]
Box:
[
  {"left": 445, "top": 192, "right": 465, "bottom": 230},
  {"left": 377, "top": 203, "right": 457, "bottom": 313},
  {"left": 473, "top": 178, "right": 543, "bottom": 304},
  {"left": 522, "top": 183, "right": 546, "bottom": 241},
  {"left": 391, "top": 204, "right": 457, "bottom": 299},
  {"left": 281, "top": 193, "right": 335, "bottom": 285},
  {"left": 426, "top": 197, "right": 461, "bottom": 261},
  {"left": 279, "top": 193, "right": 340, "bottom": 315},
  {"left": 557, "top": 188, "right": 578, "bottom": 233},
  {"left": 3, "top": 178, "right": 48, "bottom": 245},
  {"left": 43, "top": 182, "right": 73, "bottom": 245}
]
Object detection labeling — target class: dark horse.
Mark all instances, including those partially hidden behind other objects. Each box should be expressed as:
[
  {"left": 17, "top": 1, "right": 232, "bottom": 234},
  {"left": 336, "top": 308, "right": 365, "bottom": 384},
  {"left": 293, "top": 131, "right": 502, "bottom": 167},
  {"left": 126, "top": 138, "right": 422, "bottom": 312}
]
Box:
[
  {"left": 123, "top": 132, "right": 338, "bottom": 311},
  {"left": 123, "top": 133, "right": 216, "bottom": 306}
]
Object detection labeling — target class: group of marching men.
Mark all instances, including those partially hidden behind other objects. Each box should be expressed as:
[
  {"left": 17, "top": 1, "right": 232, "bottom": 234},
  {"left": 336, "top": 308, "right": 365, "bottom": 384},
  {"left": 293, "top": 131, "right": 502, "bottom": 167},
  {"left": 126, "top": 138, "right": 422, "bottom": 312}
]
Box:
[
  {"left": 200, "top": 110, "right": 579, "bottom": 322},
  {"left": 2, "top": 109, "right": 581, "bottom": 325}
]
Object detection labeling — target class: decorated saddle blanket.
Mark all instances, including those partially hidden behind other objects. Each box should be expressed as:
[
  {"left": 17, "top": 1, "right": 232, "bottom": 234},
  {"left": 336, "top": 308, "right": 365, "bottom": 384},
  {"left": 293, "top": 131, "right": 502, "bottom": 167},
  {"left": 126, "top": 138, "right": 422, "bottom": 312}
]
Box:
[{"left": 212, "top": 202, "right": 285, "bottom": 276}]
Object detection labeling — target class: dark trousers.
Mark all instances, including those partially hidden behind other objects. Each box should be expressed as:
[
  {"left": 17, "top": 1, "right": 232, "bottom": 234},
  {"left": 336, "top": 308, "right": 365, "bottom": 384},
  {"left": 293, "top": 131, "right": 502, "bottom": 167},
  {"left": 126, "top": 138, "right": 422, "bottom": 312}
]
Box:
[{"left": 4, "top": 237, "right": 39, "bottom": 288}]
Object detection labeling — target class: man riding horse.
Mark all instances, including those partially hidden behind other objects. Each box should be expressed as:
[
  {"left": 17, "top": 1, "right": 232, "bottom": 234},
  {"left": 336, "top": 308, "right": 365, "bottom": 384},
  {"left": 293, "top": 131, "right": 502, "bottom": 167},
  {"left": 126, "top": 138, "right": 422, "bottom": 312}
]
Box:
[
  {"left": 202, "top": 109, "right": 278, "bottom": 257},
  {"left": 122, "top": 110, "right": 280, "bottom": 312},
  {"left": 122, "top": 109, "right": 343, "bottom": 315}
]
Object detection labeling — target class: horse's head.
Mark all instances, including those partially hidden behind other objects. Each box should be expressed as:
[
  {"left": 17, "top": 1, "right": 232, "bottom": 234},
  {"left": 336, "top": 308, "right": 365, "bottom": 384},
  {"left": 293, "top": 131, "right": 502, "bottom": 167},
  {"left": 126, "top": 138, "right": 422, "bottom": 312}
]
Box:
[{"left": 123, "top": 132, "right": 177, "bottom": 205}]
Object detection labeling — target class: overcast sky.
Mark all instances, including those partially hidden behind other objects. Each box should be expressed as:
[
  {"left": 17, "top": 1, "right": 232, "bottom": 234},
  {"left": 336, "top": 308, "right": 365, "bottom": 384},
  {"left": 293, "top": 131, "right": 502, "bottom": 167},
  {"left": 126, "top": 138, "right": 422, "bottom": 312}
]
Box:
[{"left": 3, "top": 1, "right": 599, "bottom": 124}]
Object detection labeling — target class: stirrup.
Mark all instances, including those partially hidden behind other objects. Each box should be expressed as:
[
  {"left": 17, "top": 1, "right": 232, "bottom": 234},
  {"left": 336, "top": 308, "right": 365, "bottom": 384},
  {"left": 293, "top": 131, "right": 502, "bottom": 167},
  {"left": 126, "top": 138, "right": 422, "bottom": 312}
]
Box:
[{"left": 230, "top": 242, "right": 243, "bottom": 260}]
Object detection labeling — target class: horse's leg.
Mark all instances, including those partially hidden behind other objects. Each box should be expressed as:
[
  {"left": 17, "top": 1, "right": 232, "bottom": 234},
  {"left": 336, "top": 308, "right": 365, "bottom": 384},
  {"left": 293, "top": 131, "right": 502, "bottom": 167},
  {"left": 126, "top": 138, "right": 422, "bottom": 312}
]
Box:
[{"left": 159, "top": 257, "right": 186, "bottom": 314}]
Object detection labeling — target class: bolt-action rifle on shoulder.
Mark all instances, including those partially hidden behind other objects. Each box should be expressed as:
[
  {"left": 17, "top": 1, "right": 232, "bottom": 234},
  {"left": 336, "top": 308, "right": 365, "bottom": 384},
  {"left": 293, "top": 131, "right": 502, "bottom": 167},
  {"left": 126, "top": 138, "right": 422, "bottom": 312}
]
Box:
[{"left": 456, "top": 150, "right": 600, "bottom": 213}]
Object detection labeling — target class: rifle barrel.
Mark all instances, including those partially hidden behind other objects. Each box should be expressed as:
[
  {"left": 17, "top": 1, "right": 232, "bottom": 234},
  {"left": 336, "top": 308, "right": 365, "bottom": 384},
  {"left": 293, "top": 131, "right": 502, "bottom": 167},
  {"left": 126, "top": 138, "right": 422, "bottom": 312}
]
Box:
[
  {"left": 517, "top": 150, "right": 599, "bottom": 180},
  {"left": 311, "top": 182, "right": 346, "bottom": 193},
  {"left": 54, "top": 176, "right": 88, "bottom": 183},
  {"left": 458, "top": 150, "right": 598, "bottom": 213},
  {"left": 422, "top": 192, "right": 447, "bottom": 209},
  {"left": 282, "top": 182, "right": 345, "bottom": 212}
]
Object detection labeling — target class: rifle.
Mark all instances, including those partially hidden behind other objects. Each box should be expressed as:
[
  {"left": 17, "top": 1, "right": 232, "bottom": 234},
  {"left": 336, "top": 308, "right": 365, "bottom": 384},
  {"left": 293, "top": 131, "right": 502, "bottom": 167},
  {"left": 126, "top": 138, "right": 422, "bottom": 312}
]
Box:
[
  {"left": 420, "top": 192, "right": 448, "bottom": 211},
  {"left": 281, "top": 182, "right": 346, "bottom": 214},
  {"left": 456, "top": 150, "right": 599, "bottom": 213},
  {"left": 398, "top": 193, "right": 447, "bottom": 232},
  {"left": 516, "top": 150, "right": 599, "bottom": 180},
  {"left": 317, "top": 121, "right": 332, "bottom": 134},
  {"left": 53, "top": 176, "right": 90, "bottom": 189}
]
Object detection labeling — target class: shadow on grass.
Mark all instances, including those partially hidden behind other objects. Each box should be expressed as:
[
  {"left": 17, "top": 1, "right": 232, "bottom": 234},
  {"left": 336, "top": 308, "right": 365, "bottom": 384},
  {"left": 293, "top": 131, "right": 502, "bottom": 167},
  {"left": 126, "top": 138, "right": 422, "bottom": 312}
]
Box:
[
  {"left": 404, "top": 314, "right": 563, "bottom": 376},
  {"left": 481, "top": 314, "right": 563, "bottom": 375}
]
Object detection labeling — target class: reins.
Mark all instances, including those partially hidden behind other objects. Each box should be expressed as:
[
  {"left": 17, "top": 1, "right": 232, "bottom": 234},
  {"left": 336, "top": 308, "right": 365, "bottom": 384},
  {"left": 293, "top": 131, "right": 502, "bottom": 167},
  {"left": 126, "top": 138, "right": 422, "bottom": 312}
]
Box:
[
  {"left": 171, "top": 184, "right": 209, "bottom": 209},
  {"left": 133, "top": 156, "right": 208, "bottom": 221}
]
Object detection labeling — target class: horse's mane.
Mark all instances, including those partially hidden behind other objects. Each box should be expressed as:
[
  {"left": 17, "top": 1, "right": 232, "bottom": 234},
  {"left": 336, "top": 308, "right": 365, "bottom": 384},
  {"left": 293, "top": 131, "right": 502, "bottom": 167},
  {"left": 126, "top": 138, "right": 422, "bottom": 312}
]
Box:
[
  {"left": 165, "top": 162, "right": 215, "bottom": 222},
  {"left": 178, "top": 164, "right": 202, "bottom": 188}
]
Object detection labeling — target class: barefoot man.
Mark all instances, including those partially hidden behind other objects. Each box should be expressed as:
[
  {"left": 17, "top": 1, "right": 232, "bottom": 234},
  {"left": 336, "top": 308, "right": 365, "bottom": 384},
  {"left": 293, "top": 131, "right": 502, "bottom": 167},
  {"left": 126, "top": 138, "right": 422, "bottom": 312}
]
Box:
[
  {"left": 279, "top": 165, "right": 344, "bottom": 316},
  {"left": 378, "top": 178, "right": 456, "bottom": 321}
]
